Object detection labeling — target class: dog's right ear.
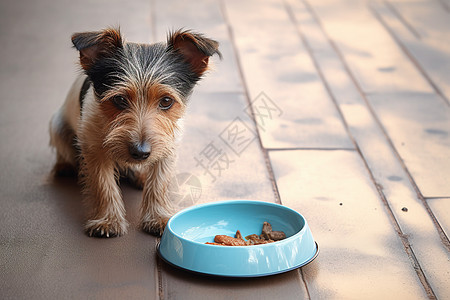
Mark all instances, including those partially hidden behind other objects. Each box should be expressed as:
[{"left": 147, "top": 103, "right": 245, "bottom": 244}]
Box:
[{"left": 71, "top": 28, "right": 123, "bottom": 71}]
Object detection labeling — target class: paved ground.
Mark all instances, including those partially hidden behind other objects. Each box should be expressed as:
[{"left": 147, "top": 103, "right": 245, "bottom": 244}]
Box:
[{"left": 1, "top": 0, "right": 449, "bottom": 299}]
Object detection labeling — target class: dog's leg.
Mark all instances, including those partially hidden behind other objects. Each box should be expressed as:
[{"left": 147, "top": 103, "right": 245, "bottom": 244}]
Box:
[
  {"left": 140, "top": 156, "right": 176, "bottom": 236},
  {"left": 49, "top": 111, "right": 78, "bottom": 177},
  {"left": 81, "top": 154, "right": 128, "bottom": 237}
]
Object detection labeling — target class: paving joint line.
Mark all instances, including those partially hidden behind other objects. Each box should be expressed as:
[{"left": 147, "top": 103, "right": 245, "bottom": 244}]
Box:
[
  {"left": 219, "top": 1, "right": 310, "bottom": 296},
  {"left": 437, "top": 0, "right": 450, "bottom": 13},
  {"left": 383, "top": 0, "right": 421, "bottom": 39},
  {"left": 219, "top": 0, "right": 282, "bottom": 206},
  {"left": 369, "top": 0, "right": 450, "bottom": 251},
  {"left": 302, "top": 0, "right": 449, "bottom": 253},
  {"left": 297, "top": 268, "right": 312, "bottom": 299},
  {"left": 295, "top": 0, "right": 439, "bottom": 298},
  {"left": 370, "top": 0, "right": 450, "bottom": 106},
  {"left": 156, "top": 242, "right": 165, "bottom": 300},
  {"left": 426, "top": 196, "right": 450, "bottom": 200},
  {"left": 267, "top": 147, "right": 356, "bottom": 152}
]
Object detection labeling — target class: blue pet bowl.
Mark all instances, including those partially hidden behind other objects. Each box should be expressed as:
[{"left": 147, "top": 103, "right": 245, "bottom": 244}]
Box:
[{"left": 158, "top": 200, "right": 318, "bottom": 277}]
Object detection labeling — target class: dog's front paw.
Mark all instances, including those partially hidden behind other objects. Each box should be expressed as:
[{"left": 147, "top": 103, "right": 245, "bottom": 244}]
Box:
[
  {"left": 141, "top": 217, "right": 170, "bottom": 237},
  {"left": 85, "top": 217, "right": 128, "bottom": 238}
]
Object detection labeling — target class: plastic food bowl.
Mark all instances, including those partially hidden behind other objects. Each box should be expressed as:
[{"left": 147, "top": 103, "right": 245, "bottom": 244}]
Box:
[{"left": 157, "top": 200, "right": 318, "bottom": 277}]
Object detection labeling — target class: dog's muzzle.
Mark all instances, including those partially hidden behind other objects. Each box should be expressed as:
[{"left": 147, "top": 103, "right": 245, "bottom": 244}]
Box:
[{"left": 129, "top": 142, "right": 151, "bottom": 161}]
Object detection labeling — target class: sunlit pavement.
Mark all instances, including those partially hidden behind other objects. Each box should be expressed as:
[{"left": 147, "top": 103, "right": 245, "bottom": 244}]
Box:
[{"left": 0, "top": 0, "right": 448, "bottom": 299}]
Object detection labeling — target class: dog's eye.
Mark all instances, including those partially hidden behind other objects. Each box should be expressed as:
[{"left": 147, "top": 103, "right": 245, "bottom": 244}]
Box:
[
  {"left": 112, "top": 95, "right": 129, "bottom": 110},
  {"left": 159, "top": 96, "right": 174, "bottom": 110}
]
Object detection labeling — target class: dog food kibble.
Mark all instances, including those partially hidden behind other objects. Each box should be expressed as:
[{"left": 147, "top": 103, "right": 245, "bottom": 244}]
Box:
[
  {"left": 213, "top": 235, "right": 248, "bottom": 246},
  {"left": 269, "top": 231, "right": 286, "bottom": 240},
  {"left": 261, "top": 221, "right": 272, "bottom": 240},
  {"left": 244, "top": 234, "right": 272, "bottom": 245},
  {"left": 205, "top": 221, "right": 286, "bottom": 246}
]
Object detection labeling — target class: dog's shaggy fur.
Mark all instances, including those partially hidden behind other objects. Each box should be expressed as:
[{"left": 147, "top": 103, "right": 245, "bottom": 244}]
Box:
[{"left": 49, "top": 28, "right": 220, "bottom": 237}]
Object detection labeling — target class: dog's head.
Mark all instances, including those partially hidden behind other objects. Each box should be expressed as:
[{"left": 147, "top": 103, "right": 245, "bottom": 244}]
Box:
[{"left": 72, "top": 28, "right": 221, "bottom": 165}]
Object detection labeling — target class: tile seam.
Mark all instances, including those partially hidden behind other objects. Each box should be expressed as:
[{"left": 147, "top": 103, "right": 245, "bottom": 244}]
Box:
[
  {"left": 293, "top": 0, "right": 438, "bottom": 298},
  {"left": 383, "top": 0, "right": 421, "bottom": 39},
  {"left": 369, "top": 0, "right": 450, "bottom": 250},
  {"left": 219, "top": 0, "right": 309, "bottom": 297},
  {"left": 301, "top": 0, "right": 449, "bottom": 252},
  {"left": 266, "top": 147, "right": 355, "bottom": 152},
  {"left": 219, "top": 0, "right": 282, "bottom": 205},
  {"left": 370, "top": 1, "right": 450, "bottom": 106}
]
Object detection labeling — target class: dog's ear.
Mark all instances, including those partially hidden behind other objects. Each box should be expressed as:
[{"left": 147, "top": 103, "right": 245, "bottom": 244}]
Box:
[
  {"left": 168, "top": 30, "right": 221, "bottom": 77},
  {"left": 72, "top": 28, "right": 123, "bottom": 71}
]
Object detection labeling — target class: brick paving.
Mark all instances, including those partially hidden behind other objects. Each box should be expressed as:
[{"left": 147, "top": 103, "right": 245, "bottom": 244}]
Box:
[{"left": 0, "top": 0, "right": 449, "bottom": 299}]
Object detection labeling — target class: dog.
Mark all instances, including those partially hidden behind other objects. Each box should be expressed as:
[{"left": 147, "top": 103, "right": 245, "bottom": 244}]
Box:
[{"left": 49, "top": 28, "right": 221, "bottom": 237}]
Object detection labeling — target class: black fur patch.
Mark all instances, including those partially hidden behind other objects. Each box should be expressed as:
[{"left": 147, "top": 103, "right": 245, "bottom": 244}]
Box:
[
  {"left": 86, "top": 42, "right": 200, "bottom": 102},
  {"left": 79, "top": 77, "right": 91, "bottom": 113},
  {"left": 73, "top": 29, "right": 220, "bottom": 103}
]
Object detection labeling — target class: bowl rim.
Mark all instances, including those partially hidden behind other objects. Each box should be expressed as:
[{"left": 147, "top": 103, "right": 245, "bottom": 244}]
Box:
[
  {"left": 157, "top": 241, "right": 319, "bottom": 278},
  {"left": 166, "top": 199, "right": 309, "bottom": 248}
]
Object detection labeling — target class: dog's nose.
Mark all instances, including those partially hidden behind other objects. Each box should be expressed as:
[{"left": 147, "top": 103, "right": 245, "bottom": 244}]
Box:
[{"left": 129, "top": 142, "right": 151, "bottom": 161}]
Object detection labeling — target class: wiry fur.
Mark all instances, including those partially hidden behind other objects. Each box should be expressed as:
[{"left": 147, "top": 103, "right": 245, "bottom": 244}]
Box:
[{"left": 49, "top": 28, "right": 220, "bottom": 237}]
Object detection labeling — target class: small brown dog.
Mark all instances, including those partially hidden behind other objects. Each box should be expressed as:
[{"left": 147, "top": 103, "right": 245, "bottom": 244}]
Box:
[{"left": 49, "top": 28, "right": 220, "bottom": 237}]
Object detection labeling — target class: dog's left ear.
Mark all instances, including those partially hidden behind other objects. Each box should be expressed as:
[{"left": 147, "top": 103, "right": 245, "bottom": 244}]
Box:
[{"left": 168, "top": 30, "right": 222, "bottom": 77}]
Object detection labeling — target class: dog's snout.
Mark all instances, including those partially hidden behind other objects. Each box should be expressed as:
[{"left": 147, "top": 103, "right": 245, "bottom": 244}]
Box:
[{"left": 129, "top": 142, "right": 151, "bottom": 161}]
